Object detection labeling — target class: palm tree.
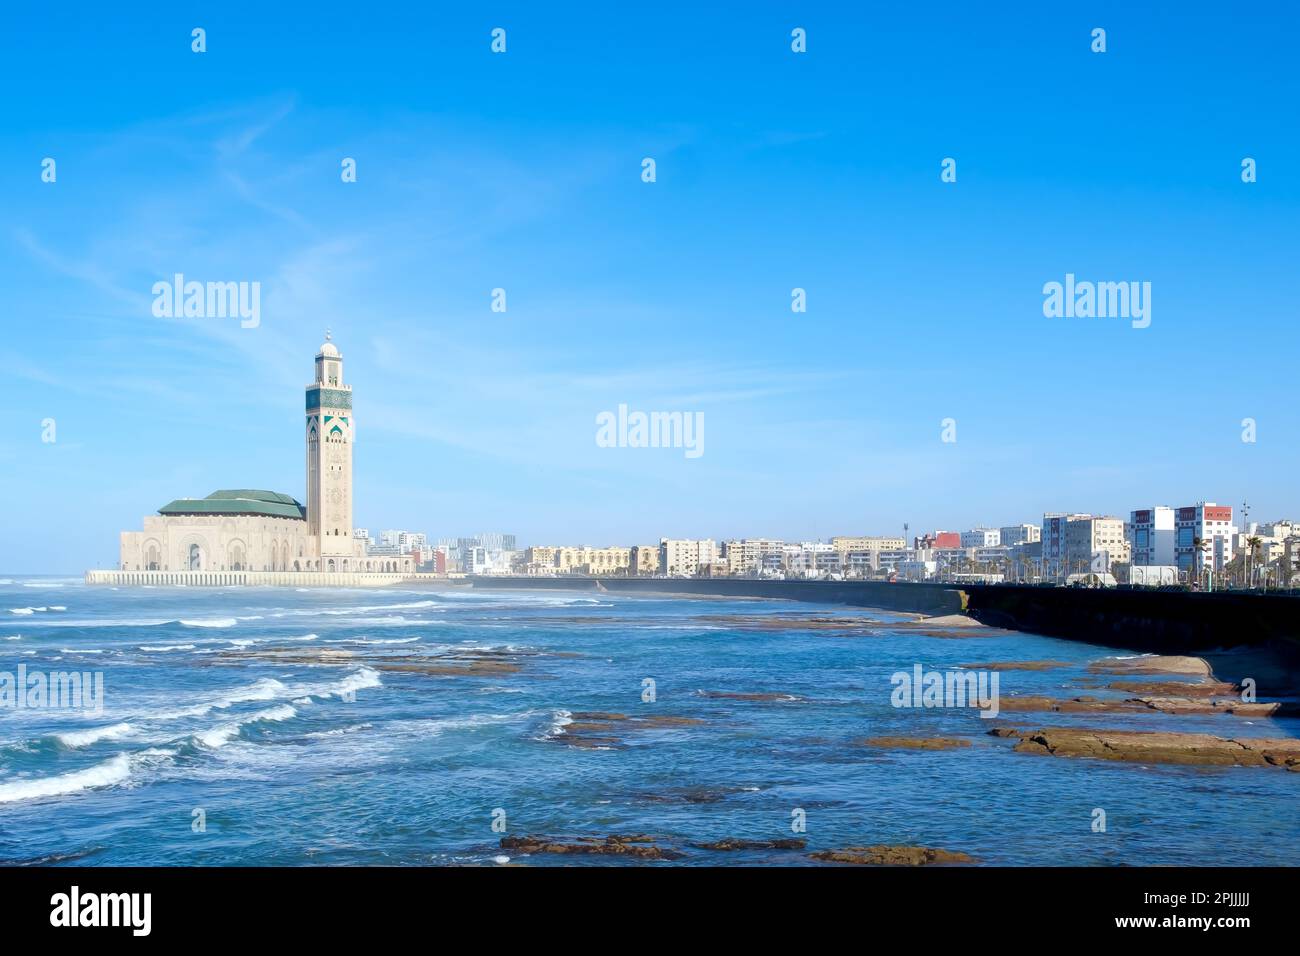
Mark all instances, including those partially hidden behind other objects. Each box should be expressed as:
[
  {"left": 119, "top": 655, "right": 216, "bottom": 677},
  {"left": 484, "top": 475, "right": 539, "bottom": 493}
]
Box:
[{"left": 1246, "top": 535, "right": 1262, "bottom": 588}]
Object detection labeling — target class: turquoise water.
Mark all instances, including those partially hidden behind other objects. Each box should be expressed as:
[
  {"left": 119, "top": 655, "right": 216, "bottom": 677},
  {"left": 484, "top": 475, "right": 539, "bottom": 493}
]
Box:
[{"left": 1, "top": 576, "right": 1296, "bottom": 865}]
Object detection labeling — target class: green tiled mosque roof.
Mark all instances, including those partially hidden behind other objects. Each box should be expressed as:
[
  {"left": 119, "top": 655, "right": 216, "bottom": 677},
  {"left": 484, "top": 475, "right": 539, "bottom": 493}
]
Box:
[{"left": 158, "top": 489, "right": 307, "bottom": 520}]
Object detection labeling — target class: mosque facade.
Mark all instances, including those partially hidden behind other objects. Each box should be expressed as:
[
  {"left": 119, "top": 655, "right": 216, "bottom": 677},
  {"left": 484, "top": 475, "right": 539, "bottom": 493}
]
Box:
[{"left": 116, "top": 336, "right": 414, "bottom": 576}]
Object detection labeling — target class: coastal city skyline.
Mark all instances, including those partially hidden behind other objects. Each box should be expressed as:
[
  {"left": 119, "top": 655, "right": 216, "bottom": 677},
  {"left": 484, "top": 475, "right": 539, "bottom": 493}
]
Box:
[
  {"left": 69, "top": 335, "right": 1296, "bottom": 581},
  {"left": 5, "top": 5, "right": 1298, "bottom": 573}
]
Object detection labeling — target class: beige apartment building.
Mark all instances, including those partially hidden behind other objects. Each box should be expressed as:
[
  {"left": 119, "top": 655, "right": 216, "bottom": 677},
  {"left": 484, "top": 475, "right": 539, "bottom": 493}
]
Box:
[
  {"left": 831, "top": 536, "right": 906, "bottom": 553},
  {"left": 1064, "top": 515, "right": 1130, "bottom": 572},
  {"left": 660, "top": 538, "right": 717, "bottom": 576},
  {"left": 531, "top": 546, "right": 632, "bottom": 575},
  {"left": 722, "top": 538, "right": 785, "bottom": 575},
  {"left": 630, "top": 545, "right": 661, "bottom": 575}
]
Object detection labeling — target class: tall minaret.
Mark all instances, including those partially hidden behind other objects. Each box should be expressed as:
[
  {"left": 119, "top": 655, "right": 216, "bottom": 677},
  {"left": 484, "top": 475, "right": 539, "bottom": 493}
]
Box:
[{"left": 305, "top": 331, "right": 354, "bottom": 557}]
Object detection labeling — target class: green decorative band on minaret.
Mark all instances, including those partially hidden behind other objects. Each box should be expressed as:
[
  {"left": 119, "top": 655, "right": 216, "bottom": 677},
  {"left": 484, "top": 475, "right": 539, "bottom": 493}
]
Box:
[{"left": 306, "top": 387, "right": 352, "bottom": 410}]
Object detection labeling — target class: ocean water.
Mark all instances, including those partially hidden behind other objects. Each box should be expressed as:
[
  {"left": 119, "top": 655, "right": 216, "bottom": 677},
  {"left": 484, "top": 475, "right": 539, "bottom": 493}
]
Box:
[{"left": 1, "top": 576, "right": 1296, "bottom": 866}]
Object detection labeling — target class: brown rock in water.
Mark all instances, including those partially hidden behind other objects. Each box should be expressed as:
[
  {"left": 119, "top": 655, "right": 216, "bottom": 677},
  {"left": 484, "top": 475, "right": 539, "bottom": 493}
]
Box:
[
  {"left": 862, "top": 736, "right": 971, "bottom": 750},
  {"left": 1135, "top": 697, "right": 1287, "bottom": 717},
  {"left": 1087, "top": 656, "right": 1213, "bottom": 677},
  {"left": 379, "top": 660, "right": 521, "bottom": 676},
  {"left": 692, "top": 838, "right": 807, "bottom": 851},
  {"left": 1000, "top": 728, "right": 1300, "bottom": 770},
  {"left": 634, "top": 715, "right": 709, "bottom": 728},
  {"left": 986, "top": 726, "right": 1024, "bottom": 738},
  {"left": 1106, "top": 679, "right": 1238, "bottom": 697},
  {"left": 551, "top": 710, "right": 707, "bottom": 748},
  {"left": 998, "top": 695, "right": 1148, "bottom": 714},
  {"left": 501, "top": 835, "right": 683, "bottom": 860},
  {"left": 999, "top": 691, "right": 1285, "bottom": 718},
  {"left": 810, "top": 845, "right": 975, "bottom": 865},
  {"left": 561, "top": 721, "right": 622, "bottom": 735}
]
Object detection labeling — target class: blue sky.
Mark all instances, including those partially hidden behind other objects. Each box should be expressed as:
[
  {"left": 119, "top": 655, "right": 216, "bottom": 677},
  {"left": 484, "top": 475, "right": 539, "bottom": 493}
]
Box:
[{"left": 2, "top": 2, "right": 1298, "bottom": 572}]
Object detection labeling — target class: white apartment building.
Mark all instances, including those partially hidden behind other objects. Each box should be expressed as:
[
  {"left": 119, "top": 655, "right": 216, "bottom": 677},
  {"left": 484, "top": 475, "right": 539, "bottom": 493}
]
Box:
[
  {"left": 1175, "top": 503, "right": 1236, "bottom": 575},
  {"left": 1129, "top": 506, "right": 1176, "bottom": 567},
  {"left": 998, "top": 524, "right": 1040, "bottom": 546},
  {"left": 783, "top": 542, "right": 834, "bottom": 577},
  {"left": 960, "top": 528, "right": 1001, "bottom": 548}
]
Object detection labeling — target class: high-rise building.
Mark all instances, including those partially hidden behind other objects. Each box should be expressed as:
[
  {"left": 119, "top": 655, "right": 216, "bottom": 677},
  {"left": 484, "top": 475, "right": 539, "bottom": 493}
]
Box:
[
  {"left": 1130, "top": 506, "right": 1176, "bottom": 566},
  {"left": 1042, "top": 513, "right": 1091, "bottom": 576},
  {"left": 1064, "top": 516, "right": 1130, "bottom": 572},
  {"left": 1175, "top": 503, "right": 1236, "bottom": 576}
]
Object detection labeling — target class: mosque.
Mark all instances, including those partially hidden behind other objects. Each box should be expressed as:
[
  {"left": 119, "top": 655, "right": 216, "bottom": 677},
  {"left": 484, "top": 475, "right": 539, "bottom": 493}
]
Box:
[{"left": 114, "top": 335, "right": 414, "bottom": 578}]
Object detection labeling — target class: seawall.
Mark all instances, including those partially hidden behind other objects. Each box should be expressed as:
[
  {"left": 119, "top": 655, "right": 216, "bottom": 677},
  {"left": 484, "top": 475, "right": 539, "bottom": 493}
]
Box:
[
  {"left": 467, "top": 575, "right": 963, "bottom": 614},
  {"left": 469, "top": 575, "right": 1300, "bottom": 663},
  {"left": 84, "top": 569, "right": 440, "bottom": 588},
  {"left": 962, "top": 583, "right": 1300, "bottom": 658}
]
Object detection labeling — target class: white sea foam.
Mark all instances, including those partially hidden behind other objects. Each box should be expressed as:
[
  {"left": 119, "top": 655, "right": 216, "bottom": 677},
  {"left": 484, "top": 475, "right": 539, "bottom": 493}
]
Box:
[
  {"left": 194, "top": 704, "right": 298, "bottom": 749},
  {"left": 58, "top": 648, "right": 104, "bottom": 654},
  {"left": 180, "top": 618, "right": 238, "bottom": 629},
  {"left": 0, "top": 753, "right": 131, "bottom": 803},
  {"left": 304, "top": 722, "right": 373, "bottom": 739},
  {"left": 541, "top": 709, "right": 573, "bottom": 739},
  {"left": 57, "top": 722, "right": 134, "bottom": 748},
  {"left": 316, "top": 667, "right": 382, "bottom": 700},
  {"left": 9, "top": 608, "right": 36, "bottom": 615},
  {"left": 138, "top": 643, "right": 197, "bottom": 652},
  {"left": 153, "top": 677, "right": 289, "bottom": 721}
]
